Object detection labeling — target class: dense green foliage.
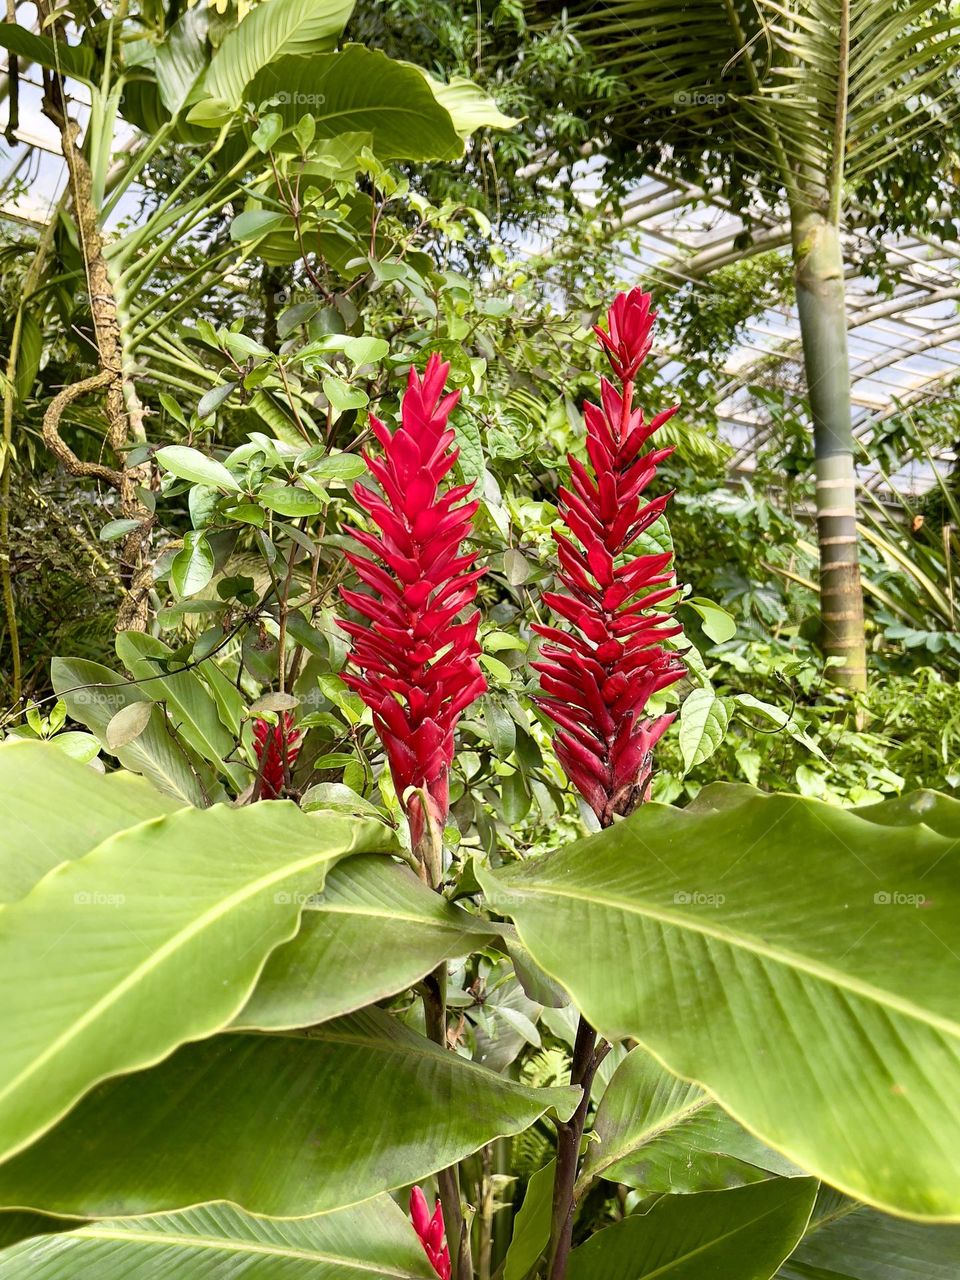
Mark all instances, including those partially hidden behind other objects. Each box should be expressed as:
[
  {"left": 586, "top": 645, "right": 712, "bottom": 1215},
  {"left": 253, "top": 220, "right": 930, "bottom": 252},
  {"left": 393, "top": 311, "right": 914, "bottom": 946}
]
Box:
[{"left": 1, "top": 1, "right": 960, "bottom": 1277}]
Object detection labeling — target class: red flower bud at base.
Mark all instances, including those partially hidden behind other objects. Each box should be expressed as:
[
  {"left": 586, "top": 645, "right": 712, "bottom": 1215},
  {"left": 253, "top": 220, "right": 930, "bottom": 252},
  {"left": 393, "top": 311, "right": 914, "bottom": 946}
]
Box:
[
  {"left": 251, "top": 712, "right": 301, "bottom": 800},
  {"left": 410, "top": 1187, "right": 451, "bottom": 1279}
]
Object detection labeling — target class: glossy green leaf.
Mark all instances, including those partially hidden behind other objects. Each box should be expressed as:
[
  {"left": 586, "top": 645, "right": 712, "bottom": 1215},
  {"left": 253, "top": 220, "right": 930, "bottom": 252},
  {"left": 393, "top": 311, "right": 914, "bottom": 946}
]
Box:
[
  {"left": 679, "top": 687, "right": 729, "bottom": 771},
  {"left": 778, "top": 1190, "right": 960, "bottom": 1279},
  {"left": 171, "top": 530, "right": 216, "bottom": 597},
  {"left": 155, "top": 445, "right": 241, "bottom": 492},
  {"left": 0, "top": 1197, "right": 436, "bottom": 1278},
  {"left": 234, "top": 854, "right": 495, "bottom": 1030},
  {"left": 243, "top": 47, "right": 463, "bottom": 161},
  {"left": 567, "top": 1178, "right": 818, "bottom": 1280},
  {"left": 0, "top": 740, "right": 179, "bottom": 903},
  {"left": 259, "top": 483, "right": 326, "bottom": 517},
  {"left": 0, "top": 1010, "right": 579, "bottom": 1217},
  {"left": 0, "top": 799, "right": 389, "bottom": 1166},
  {"left": 579, "top": 1046, "right": 800, "bottom": 1197},
  {"left": 51, "top": 657, "right": 221, "bottom": 806},
  {"left": 481, "top": 785, "right": 960, "bottom": 1218}
]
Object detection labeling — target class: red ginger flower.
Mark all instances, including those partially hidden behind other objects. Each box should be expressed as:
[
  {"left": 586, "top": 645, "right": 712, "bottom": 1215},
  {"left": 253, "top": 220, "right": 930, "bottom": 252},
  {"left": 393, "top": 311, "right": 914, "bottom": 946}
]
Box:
[
  {"left": 533, "top": 288, "right": 685, "bottom": 826},
  {"left": 410, "top": 1187, "right": 451, "bottom": 1279},
  {"left": 252, "top": 712, "right": 301, "bottom": 799},
  {"left": 339, "top": 354, "right": 487, "bottom": 861}
]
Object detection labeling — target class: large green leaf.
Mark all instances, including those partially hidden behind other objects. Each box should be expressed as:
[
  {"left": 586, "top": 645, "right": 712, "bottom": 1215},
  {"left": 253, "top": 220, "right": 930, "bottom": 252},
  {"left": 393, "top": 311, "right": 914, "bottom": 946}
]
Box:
[
  {"left": 114, "top": 632, "right": 247, "bottom": 789},
  {"left": 579, "top": 1046, "right": 799, "bottom": 1197},
  {"left": 413, "top": 69, "right": 520, "bottom": 136},
  {"left": 196, "top": 0, "right": 354, "bottom": 116},
  {"left": 0, "top": 741, "right": 179, "bottom": 903},
  {"left": 0, "top": 1011, "right": 579, "bottom": 1216},
  {"left": 0, "top": 1197, "right": 436, "bottom": 1277},
  {"left": 240, "top": 47, "right": 463, "bottom": 160},
  {"left": 567, "top": 1178, "right": 818, "bottom": 1280},
  {"left": 0, "top": 799, "right": 389, "bottom": 1166},
  {"left": 235, "top": 854, "right": 495, "bottom": 1029},
  {"left": 481, "top": 785, "right": 960, "bottom": 1218},
  {"left": 777, "top": 1190, "right": 960, "bottom": 1279},
  {"left": 51, "top": 657, "right": 219, "bottom": 806}
]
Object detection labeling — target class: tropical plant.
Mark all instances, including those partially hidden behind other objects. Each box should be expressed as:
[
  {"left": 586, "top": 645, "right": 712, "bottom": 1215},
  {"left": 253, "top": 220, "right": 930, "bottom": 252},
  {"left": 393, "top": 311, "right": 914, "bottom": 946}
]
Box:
[
  {"left": 1, "top": 293, "right": 959, "bottom": 1280},
  {"left": 535, "top": 0, "right": 960, "bottom": 689}
]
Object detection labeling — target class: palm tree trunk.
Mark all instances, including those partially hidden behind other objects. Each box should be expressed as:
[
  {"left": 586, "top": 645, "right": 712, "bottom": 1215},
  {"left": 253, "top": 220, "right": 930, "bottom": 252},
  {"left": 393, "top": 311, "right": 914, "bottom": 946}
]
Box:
[{"left": 792, "top": 207, "right": 867, "bottom": 689}]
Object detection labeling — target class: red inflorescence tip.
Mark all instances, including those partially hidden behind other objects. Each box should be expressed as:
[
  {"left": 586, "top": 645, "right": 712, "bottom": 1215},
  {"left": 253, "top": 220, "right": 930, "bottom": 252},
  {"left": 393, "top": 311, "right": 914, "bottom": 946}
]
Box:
[{"left": 534, "top": 289, "right": 685, "bottom": 824}]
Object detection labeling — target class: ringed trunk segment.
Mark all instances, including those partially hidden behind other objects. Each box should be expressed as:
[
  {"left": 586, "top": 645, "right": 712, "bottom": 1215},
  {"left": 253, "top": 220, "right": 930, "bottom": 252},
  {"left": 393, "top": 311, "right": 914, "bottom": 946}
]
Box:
[{"left": 792, "top": 209, "right": 867, "bottom": 690}]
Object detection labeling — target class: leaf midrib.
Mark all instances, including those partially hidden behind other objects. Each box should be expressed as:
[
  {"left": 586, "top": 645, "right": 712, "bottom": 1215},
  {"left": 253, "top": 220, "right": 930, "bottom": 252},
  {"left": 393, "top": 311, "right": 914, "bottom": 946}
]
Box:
[
  {"left": 584, "top": 1092, "right": 710, "bottom": 1184},
  {"left": 0, "top": 817, "right": 355, "bottom": 1111},
  {"left": 509, "top": 879, "right": 960, "bottom": 1037},
  {"left": 76, "top": 1223, "right": 421, "bottom": 1276}
]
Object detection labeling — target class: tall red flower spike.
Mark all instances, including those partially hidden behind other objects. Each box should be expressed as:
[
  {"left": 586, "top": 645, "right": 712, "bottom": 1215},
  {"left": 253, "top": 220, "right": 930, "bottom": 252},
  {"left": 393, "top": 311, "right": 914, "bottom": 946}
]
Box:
[
  {"left": 339, "top": 354, "right": 486, "bottom": 871},
  {"left": 410, "top": 1186, "right": 451, "bottom": 1280},
  {"left": 252, "top": 712, "right": 301, "bottom": 799},
  {"left": 533, "top": 288, "right": 686, "bottom": 826}
]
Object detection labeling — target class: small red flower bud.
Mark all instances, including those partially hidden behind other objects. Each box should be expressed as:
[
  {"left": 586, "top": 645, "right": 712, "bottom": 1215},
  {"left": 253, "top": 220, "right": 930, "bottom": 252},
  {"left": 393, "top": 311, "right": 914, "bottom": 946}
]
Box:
[
  {"left": 534, "top": 288, "right": 685, "bottom": 824},
  {"left": 410, "top": 1187, "right": 450, "bottom": 1278},
  {"left": 251, "top": 712, "right": 301, "bottom": 800}
]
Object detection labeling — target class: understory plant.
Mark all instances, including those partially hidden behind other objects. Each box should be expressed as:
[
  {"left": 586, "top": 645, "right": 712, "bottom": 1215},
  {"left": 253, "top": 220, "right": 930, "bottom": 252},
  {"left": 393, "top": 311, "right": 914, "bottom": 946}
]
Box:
[{"left": 0, "top": 294, "right": 958, "bottom": 1280}]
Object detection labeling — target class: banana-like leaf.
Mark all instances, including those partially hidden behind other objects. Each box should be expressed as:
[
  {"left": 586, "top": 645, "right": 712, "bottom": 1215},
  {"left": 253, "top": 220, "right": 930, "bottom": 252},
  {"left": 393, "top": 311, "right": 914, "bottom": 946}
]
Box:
[
  {"left": 196, "top": 0, "right": 355, "bottom": 118},
  {"left": 777, "top": 1189, "right": 960, "bottom": 1279},
  {"left": 0, "top": 22, "right": 93, "bottom": 80},
  {"left": 235, "top": 854, "right": 496, "bottom": 1030},
  {"left": 241, "top": 47, "right": 463, "bottom": 160},
  {"left": 568, "top": 1177, "right": 818, "bottom": 1280},
  {"left": 0, "top": 741, "right": 180, "bottom": 903},
  {"left": 0, "top": 1212, "right": 78, "bottom": 1252},
  {"left": 855, "top": 789, "right": 960, "bottom": 838},
  {"left": 0, "top": 798, "right": 389, "bottom": 1166},
  {"left": 481, "top": 785, "right": 960, "bottom": 1219},
  {"left": 114, "top": 632, "right": 248, "bottom": 790},
  {"left": 579, "top": 1046, "right": 800, "bottom": 1196},
  {"left": 51, "top": 657, "right": 220, "bottom": 806},
  {"left": 0, "top": 1197, "right": 437, "bottom": 1277},
  {"left": 0, "top": 1011, "right": 579, "bottom": 1217}
]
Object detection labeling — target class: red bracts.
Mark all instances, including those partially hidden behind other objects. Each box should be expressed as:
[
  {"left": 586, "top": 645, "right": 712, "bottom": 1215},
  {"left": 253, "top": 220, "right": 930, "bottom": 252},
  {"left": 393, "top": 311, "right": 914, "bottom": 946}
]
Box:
[
  {"left": 533, "top": 288, "right": 685, "bottom": 825},
  {"left": 339, "top": 354, "right": 487, "bottom": 855},
  {"left": 410, "top": 1187, "right": 451, "bottom": 1279},
  {"left": 252, "top": 712, "right": 301, "bottom": 799}
]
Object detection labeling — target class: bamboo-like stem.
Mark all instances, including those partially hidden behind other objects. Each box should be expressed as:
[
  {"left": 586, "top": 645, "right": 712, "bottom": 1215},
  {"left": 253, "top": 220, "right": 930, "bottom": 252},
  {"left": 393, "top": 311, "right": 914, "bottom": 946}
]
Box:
[{"left": 792, "top": 205, "right": 867, "bottom": 689}]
